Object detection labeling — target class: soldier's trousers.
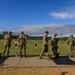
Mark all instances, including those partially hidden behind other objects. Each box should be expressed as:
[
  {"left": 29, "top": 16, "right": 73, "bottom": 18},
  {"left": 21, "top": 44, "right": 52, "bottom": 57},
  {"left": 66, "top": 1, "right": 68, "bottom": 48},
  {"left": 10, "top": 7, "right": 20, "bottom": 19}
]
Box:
[
  {"left": 40, "top": 44, "right": 49, "bottom": 57},
  {"left": 3, "top": 44, "right": 10, "bottom": 57},
  {"left": 52, "top": 46, "right": 58, "bottom": 57},
  {"left": 68, "top": 45, "right": 74, "bottom": 57},
  {"left": 20, "top": 44, "right": 26, "bottom": 57}
]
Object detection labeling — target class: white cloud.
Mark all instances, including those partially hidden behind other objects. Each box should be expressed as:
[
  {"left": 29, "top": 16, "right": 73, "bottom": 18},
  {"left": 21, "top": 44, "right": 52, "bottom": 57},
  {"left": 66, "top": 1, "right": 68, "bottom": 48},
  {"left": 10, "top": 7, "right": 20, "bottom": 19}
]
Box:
[
  {"left": 10, "top": 24, "right": 75, "bottom": 37},
  {"left": 50, "top": 6, "right": 75, "bottom": 19},
  {"left": 50, "top": 12, "right": 75, "bottom": 19}
]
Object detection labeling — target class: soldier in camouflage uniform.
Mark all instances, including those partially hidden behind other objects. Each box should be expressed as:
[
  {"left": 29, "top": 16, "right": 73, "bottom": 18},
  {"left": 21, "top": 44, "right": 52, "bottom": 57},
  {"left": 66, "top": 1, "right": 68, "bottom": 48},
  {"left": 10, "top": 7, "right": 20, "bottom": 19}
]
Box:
[
  {"left": 50, "top": 33, "right": 59, "bottom": 58},
  {"left": 39, "top": 31, "right": 50, "bottom": 60},
  {"left": 66, "top": 34, "right": 75, "bottom": 58},
  {"left": 18, "top": 31, "right": 27, "bottom": 58},
  {"left": 3, "top": 31, "right": 12, "bottom": 57}
]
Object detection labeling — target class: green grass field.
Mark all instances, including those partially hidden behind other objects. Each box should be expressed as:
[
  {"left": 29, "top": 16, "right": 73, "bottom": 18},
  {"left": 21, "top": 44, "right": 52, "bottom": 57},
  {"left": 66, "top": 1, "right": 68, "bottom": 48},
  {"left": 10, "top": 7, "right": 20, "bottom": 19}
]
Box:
[{"left": 0, "top": 39, "right": 69, "bottom": 57}]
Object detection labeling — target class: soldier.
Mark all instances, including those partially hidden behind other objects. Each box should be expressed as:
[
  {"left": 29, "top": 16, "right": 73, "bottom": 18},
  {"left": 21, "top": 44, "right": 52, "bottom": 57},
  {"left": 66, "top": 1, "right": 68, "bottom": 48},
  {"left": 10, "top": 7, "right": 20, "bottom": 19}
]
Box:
[
  {"left": 39, "top": 31, "right": 50, "bottom": 60},
  {"left": 3, "top": 31, "right": 12, "bottom": 57},
  {"left": 18, "top": 31, "right": 27, "bottom": 58},
  {"left": 50, "top": 33, "right": 59, "bottom": 58},
  {"left": 66, "top": 34, "right": 75, "bottom": 58}
]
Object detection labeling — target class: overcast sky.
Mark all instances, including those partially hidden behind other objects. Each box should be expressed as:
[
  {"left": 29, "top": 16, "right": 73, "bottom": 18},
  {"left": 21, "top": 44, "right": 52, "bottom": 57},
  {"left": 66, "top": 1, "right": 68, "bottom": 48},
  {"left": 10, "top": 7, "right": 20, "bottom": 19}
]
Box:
[{"left": 0, "top": 0, "right": 75, "bottom": 36}]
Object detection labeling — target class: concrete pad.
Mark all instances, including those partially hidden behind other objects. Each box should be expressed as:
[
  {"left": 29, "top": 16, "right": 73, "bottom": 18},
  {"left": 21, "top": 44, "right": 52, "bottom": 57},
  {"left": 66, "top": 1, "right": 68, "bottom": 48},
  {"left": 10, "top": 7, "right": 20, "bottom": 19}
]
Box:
[
  {"left": 19, "top": 57, "right": 57, "bottom": 67},
  {"left": 0, "top": 56, "right": 75, "bottom": 67}
]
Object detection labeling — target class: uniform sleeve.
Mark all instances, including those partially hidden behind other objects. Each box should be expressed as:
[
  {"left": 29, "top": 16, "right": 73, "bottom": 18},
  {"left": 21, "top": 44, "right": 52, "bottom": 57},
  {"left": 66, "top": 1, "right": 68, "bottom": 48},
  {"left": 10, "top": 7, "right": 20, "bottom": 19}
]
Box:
[
  {"left": 18, "top": 36, "right": 20, "bottom": 41},
  {"left": 25, "top": 36, "right": 27, "bottom": 44},
  {"left": 73, "top": 39, "right": 75, "bottom": 46},
  {"left": 66, "top": 38, "right": 69, "bottom": 45},
  {"left": 3, "top": 35, "right": 5, "bottom": 40},
  {"left": 50, "top": 38, "right": 53, "bottom": 45},
  {"left": 43, "top": 36, "right": 48, "bottom": 44},
  {"left": 50, "top": 38, "right": 52, "bottom": 45}
]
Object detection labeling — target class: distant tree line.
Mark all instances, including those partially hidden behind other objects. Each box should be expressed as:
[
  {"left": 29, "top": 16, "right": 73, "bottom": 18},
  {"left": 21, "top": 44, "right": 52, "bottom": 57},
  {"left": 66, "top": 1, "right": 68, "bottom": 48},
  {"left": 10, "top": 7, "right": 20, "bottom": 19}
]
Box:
[
  {"left": 0, "top": 31, "right": 30, "bottom": 39},
  {"left": 0, "top": 31, "right": 71, "bottom": 41}
]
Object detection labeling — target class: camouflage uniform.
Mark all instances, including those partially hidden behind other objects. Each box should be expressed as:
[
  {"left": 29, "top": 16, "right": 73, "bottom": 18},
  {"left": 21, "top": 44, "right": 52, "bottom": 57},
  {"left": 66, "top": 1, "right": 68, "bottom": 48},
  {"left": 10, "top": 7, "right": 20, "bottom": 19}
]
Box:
[
  {"left": 39, "top": 31, "right": 50, "bottom": 59},
  {"left": 50, "top": 33, "right": 59, "bottom": 58},
  {"left": 66, "top": 34, "right": 75, "bottom": 58},
  {"left": 3, "top": 31, "right": 12, "bottom": 57},
  {"left": 18, "top": 31, "right": 26, "bottom": 57}
]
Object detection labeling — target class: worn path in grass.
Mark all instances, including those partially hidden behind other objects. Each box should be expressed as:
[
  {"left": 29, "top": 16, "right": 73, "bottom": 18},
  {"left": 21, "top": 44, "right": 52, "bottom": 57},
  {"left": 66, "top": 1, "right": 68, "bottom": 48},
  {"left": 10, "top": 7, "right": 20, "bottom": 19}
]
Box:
[{"left": 0, "top": 56, "right": 75, "bottom": 67}]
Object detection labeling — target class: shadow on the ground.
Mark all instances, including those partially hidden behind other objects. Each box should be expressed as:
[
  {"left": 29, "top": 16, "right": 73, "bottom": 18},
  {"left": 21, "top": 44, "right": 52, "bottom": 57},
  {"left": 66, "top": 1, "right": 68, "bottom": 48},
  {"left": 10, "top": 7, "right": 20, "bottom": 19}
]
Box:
[
  {"left": 51, "top": 56, "right": 75, "bottom": 65},
  {"left": 0, "top": 56, "right": 8, "bottom": 66},
  {"left": 0, "top": 54, "right": 75, "bottom": 66}
]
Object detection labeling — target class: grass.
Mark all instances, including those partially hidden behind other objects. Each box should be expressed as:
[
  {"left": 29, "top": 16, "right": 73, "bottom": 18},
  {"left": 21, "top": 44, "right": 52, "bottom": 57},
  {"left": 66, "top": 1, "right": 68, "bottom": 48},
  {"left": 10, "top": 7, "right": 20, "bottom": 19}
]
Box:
[{"left": 0, "top": 39, "right": 69, "bottom": 57}]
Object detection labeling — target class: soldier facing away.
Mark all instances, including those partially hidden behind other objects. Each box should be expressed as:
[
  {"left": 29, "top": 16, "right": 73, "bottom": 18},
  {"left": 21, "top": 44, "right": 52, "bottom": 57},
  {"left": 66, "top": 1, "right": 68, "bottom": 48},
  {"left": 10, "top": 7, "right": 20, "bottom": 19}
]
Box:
[
  {"left": 66, "top": 34, "right": 75, "bottom": 58},
  {"left": 39, "top": 31, "right": 50, "bottom": 60},
  {"left": 18, "top": 31, "right": 27, "bottom": 58},
  {"left": 50, "top": 33, "right": 59, "bottom": 58},
  {"left": 3, "top": 31, "right": 12, "bottom": 57}
]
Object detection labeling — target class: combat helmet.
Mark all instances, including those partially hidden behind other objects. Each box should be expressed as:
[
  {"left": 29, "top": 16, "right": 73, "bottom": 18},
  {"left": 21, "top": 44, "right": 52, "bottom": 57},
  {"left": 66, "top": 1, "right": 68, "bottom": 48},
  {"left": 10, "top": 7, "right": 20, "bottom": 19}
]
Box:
[
  {"left": 53, "top": 33, "right": 57, "bottom": 36},
  {"left": 20, "top": 31, "right": 24, "bottom": 34},
  {"left": 70, "top": 34, "right": 73, "bottom": 37},
  {"left": 45, "top": 31, "right": 49, "bottom": 33},
  {"left": 8, "top": 31, "right": 12, "bottom": 35}
]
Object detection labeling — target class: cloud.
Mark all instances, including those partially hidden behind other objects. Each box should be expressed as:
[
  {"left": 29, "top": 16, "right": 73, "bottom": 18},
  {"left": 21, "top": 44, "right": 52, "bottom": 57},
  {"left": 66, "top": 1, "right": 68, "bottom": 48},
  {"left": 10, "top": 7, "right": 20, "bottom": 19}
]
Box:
[
  {"left": 50, "top": 6, "right": 75, "bottom": 19},
  {"left": 50, "top": 12, "right": 75, "bottom": 19},
  {"left": 10, "top": 24, "right": 75, "bottom": 37}
]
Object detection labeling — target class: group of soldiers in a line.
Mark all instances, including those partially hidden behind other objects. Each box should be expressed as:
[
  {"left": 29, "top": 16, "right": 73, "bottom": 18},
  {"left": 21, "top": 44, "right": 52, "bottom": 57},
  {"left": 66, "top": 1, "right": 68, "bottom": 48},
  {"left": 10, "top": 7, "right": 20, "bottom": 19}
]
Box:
[
  {"left": 1, "top": 31, "right": 75, "bottom": 59},
  {"left": 39, "top": 31, "right": 75, "bottom": 60},
  {"left": 2, "top": 31, "right": 26, "bottom": 58}
]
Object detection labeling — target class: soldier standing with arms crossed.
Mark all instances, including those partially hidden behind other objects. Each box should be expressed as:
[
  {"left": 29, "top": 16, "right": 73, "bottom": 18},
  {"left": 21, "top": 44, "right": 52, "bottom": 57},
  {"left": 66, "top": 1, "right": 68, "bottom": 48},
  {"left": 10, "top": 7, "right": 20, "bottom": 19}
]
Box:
[
  {"left": 18, "top": 31, "right": 27, "bottom": 58},
  {"left": 39, "top": 31, "right": 50, "bottom": 60},
  {"left": 3, "top": 31, "right": 12, "bottom": 57},
  {"left": 50, "top": 33, "right": 59, "bottom": 58},
  {"left": 66, "top": 34, "right": 75, "bottom": 58}
]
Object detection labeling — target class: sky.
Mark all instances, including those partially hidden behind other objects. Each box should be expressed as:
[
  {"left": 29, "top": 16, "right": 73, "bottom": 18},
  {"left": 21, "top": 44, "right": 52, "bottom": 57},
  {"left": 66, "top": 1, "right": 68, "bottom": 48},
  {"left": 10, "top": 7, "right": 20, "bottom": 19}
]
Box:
[{"left": 0, "top": 0, "right": 75, "bottom": 36}]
